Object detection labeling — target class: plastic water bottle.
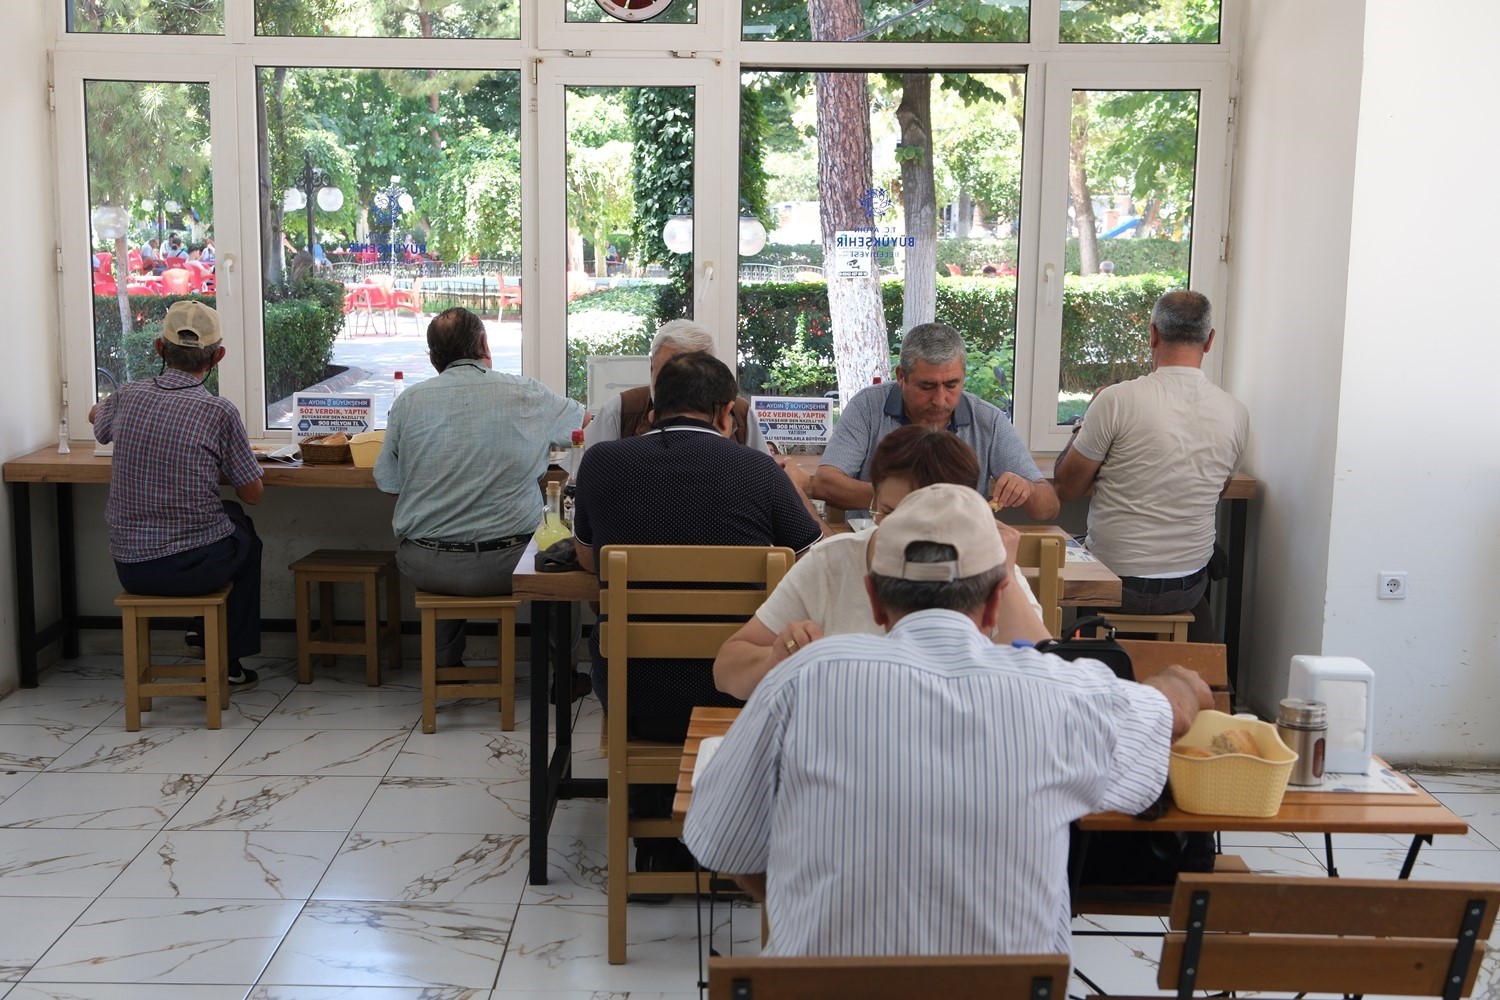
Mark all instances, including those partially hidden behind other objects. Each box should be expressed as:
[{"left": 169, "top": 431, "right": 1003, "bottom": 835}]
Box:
[{"left": 392, "top": 371, "right": 405, "bottom": 398}]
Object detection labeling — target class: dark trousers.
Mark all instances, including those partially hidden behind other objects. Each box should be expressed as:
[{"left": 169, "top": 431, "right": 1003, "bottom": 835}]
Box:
[
  {"left": 115, "top": 501, "right": 262, "bottom": 663},
  {"left": 1113, "top": 572, "right": 1216, "bottom": 643}
]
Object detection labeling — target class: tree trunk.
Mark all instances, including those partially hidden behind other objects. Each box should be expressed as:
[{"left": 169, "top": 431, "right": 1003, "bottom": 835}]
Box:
[
  {"left": 112, "top": 234, "right": 132, "bottom": 377},
  {"left": 811, "top": 0, "right": 887, "bottom": 404},
  {"left": 957, "top": 190, "right": 974, "bottom": 237},
  {"left": 1070, "top": 90, "right": 1099, "bottom": 276},
  {"left": 896, "top": 72, "right": 936, "bottom": 334},
  {"left": 256, "top": 71, "right": 278, "bottom": 289}
]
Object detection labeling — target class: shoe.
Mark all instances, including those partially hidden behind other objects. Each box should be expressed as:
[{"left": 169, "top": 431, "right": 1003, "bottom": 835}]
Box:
[
  {"left": 548, "top": 670, "right": 593, "bottom": 705},
  {"left": 227, "top": 663, "right": 259, "bottom": 694},
  {"left": 628, "top": 841, "right": 680, "bottom": 905},
  {"left": 185, "top": 631, "right": 204, "bottom": 653}
]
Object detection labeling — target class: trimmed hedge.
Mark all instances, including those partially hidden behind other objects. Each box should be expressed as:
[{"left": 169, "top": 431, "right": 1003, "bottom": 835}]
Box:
[
  {"left": 93, "top": 276, "right": 345, "bottom": 405},
  {"left": 751, "top": 236, "right": 1188, "bottom": 278}
]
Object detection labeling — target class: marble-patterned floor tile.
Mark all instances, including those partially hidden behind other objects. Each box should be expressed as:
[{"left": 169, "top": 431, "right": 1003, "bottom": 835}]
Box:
[
  {"left": 519, "top": 836, "right": 607, "bottom": 906},
  {"left": 220, "top": 731, "right": 407, "bottom": 777},
  {"left": 354, "top": 778, "right": 527, "bottom": 834},
  {"left": 295, "top": 663, "right": 423, "bottom": 693},
  {"left": 496, "top": 903, "right": 757, "bottom": 994},
  {"left": 0, "top": 773, "right": 36, "bottom": 805},
  {"left": 28, "top": 897, "right": 301, "bottom": 984},
  {"left": 250, "top": 989, "right": 489, "bottom": 1000},
  {"left": 1433, "top": 789, "right": 1500, "bottom": 849},
  {"left": 6, "top": 985, "right": 251, "bottom": 999},
  {"left": 258, "top": 900, "right": 513, "bottom": 989},
  {"left": 388, "top": 731, "right": 527, "bottom": 780},
  {"left": 1411, "top": 769, "right": 1500, "bottom": 794},
  {"left": 493, "top": 994, "right": 694, "bottom": 1000},
  {"left": 428, "top": 697, "right": 532, "bottom": 732},
  {"left": 547, "top": 798, "right": 607, "bottom": 839},
  {"left": 1221, "top": 843, "right": 1326, "bottom": 876},
  {"left": 259, "top": 691, "right": 427, "bottom": 731},
  {"left": 1069, "top": 918, "right": 1167, "bottom": 998},
  {"left": 44, "top": 727, "right": 248, "bottom": 774},
  {"left": 104, "top": 830, "right": 346, "bottom": 899},
  {"left": 1295, "top": 825, "right": 1493, "bottom": 853},
  {"left": 0, "top": 773, "right": 206, "bottom": 830},
  {"left": 1217, "top": 829, "right": 1313, "bottom": 849},
  {"left": 313, "top": 832, "right": 526, "bottom": 904},
  {"left": 168, "top": 775, "right": 381, "bottom": 832},
  {"left": 100, "top": 677, "right": 295, "bottom": 729},
  {"left": 0, "top": 896, "right": 93, "bottom": 982},
  {"left": 0, "top": 685, "right": 123, "bottom": 730},
  {"left": 0, "top": 727, "right": 86, "bottom": 772},
  {"left": 1322, "top": 846, "right": 1500, "bottom": 881},
  {"left": 569, "top": 748, "right": 606, "bottom": 781},
  {"left": 37, "top": 655, "right": 128, "bottom": 684},
  {"left": 0, "top": 829, "right": 152, "bottom": 896}
]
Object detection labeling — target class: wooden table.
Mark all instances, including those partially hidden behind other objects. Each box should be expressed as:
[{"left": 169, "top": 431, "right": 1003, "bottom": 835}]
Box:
[{"left": 674, "top": 709, "right": 1465, "bottom": 883}]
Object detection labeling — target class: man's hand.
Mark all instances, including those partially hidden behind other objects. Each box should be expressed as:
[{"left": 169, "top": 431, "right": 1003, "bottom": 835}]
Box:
[
  {"left": 776, "top": 455, "right": 811, "bottom": 494},
  {"left": 771, "top": 619, "right": 823, "bottom": 666},
  {"left": 990, "top": 471, "right": 1035, "bottom": 510},
  {"left": 87, "top": 403, "right": 99, "bottom": 425},
  {"left": 1142, "top": 664, "right": 1215, "bottom": 739}
]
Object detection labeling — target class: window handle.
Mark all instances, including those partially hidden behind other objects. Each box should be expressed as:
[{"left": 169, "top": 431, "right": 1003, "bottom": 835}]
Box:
[{"left": 1044, "top": 262, "right": 1056, "bottom": 307}]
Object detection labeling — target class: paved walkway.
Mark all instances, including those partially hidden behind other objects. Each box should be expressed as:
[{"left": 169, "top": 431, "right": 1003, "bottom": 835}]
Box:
[{"left": 268, "top": 313, "right": 523, "bottom": 429}]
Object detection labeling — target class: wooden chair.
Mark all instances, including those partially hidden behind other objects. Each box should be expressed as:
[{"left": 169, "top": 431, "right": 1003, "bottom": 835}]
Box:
[
  {"left": 1101, "top": 611, "right": 1194, "bottom": 642},
  {"left": 116, "top": 586, "right": 231, "bottom": 730},
  {"left": 413, "top": 591, "right": 521, "bottom": 733},
  {"left": 1012, "top": 533, "right": 1065, "bottom": 635},
  {"left": 1127, "top": 873, "right": 1500, "bottom": 1000},
  {"left": 1118, "top": 639, "right": 1231, "bottom": 713},
  {"left": 600, "top": 544, "right": 795, "bottom": 965},
  {"left": 709, "top": 954, "right": 1072, "bottom": 1000},
  {"left": 289, "top": 549, "right": 403, "bottom": 688}
]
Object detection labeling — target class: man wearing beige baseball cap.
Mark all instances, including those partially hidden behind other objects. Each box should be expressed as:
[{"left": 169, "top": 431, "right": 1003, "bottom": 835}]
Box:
[
  {"left": 91, "top": 300, "right": 265, "bottom": 692},
  {"left": 685, "top": 482, "right": 1212, "bottom": 959}
]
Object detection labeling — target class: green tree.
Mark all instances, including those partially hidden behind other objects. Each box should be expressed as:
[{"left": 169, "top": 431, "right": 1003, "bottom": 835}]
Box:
[
  {"left": 627, "top": 86, "right": 696, "bottom": 290},
  {"left": 427, "top": 129, "right": 522, "bottom": 260}
]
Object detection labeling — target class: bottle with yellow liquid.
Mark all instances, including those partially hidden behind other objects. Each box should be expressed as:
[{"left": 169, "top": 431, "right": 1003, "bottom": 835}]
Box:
[{"left": 534, "top": 480, "right": 571, "bottom": 549}]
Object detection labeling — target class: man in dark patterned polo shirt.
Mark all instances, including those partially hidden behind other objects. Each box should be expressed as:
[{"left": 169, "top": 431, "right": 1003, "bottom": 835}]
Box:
[{"left": 90, "top": 301, "right": 264, "bottom": 692}]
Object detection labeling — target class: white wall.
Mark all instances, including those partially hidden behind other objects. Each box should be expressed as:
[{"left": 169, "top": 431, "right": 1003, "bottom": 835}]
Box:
[
  {"left": 1225, "top": 1, "right": 1364, "bottom": 719},
  {"left": 1320, "top": 0, "right": 1500, "bottom": 762},
  {"left": 0, "top": 4, "right": 62, "bottom": 696}
]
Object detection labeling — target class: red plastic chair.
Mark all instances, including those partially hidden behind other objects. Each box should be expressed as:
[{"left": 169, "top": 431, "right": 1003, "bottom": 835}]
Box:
[
  {"left": 93, "top": 274, "right": 118, "bottom": 297},
  {"left": 161, "top": 268, "right": 192, "bottom": 295},
  {"left": 186, "top": 261, "right": 214, "bottom": 294},
  {"left": 127, "top": 249, "right": 144, "bottom": 274},
  {"left": 95, "top": 252, "right": 114, "bottom": 274},
  {"left": 495, "top": 273, "right": 522, "bottom": 320},
  {"left": 946, "top": 263, "right": 963, "bottom": 276}
]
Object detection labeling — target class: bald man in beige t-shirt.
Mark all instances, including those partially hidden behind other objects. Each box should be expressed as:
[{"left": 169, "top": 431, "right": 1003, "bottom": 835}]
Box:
[{"left": 1053, "top": 291, "right": 1248, "bottom": 642}]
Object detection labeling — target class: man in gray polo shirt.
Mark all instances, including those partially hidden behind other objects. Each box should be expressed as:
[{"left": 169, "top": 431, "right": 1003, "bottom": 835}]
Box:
[
  {"left": 1053, "top": 290, "right": 1248, "bottom": 641},
  {"left": 814, "top": 322, "right": 1059, "bottom": 520}
]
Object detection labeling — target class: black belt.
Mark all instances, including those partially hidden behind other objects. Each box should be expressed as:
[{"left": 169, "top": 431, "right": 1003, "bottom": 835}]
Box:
[
  {"left": 1119, "top": 566, "right": 1208, "bottom": 594},
  {"left": 408, "top": 533, "right": 529, "bottom": 553}
]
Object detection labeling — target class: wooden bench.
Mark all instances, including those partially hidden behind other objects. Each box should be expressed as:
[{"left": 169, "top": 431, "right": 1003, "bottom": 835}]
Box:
[
  {"left": 709, "top": 954, "right": 1072, "bottom": 1000},
  {"left": 1103, "top": 611, "right": 1194, "bottom": 642},
  {"left": 1113, "top": 872, "right": 1500, "bottom": 1000},
  {"left": 116, "top": 586, "right": 231, "bottom": 730},
  {"left": 290, "top": 549, "right": 402, "bottom": 686},
  {"left": 412, "top": 591, "right": 521, "bottom": 733}
]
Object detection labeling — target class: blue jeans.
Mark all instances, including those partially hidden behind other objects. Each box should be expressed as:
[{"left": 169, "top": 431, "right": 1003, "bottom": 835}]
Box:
[{"left": 1115, "top": 574, "right": 1216, "bottom": 643}]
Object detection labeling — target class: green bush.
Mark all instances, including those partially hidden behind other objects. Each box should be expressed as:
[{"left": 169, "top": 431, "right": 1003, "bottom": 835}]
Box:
[
  {"left": 751, "top": 236, "right": 1187, "bottom": 278},
  {"left": 1059, "top": 273, "right": 1179, "bottom": 393},
  {"left": 264, "top": 297, "right": 341, "bottom": 403},
  {"left": 565, "top": 290, "right": 657, "bottom": 403}
]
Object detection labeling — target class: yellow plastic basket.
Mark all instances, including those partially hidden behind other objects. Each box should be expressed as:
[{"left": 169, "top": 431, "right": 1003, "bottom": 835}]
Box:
[
  {"left": 1169, "top": 710, "right": 1298, "bottom": 817},
  {"left": 349, "top": 431, "right": 385, "bottom": 469}
]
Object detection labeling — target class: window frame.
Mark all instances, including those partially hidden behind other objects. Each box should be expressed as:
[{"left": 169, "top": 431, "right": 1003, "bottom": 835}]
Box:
[{"left": 50, "top": 0, "right": 1241, "bottom": 447}]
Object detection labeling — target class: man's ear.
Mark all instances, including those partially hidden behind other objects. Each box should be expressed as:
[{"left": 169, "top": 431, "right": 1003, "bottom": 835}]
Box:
[
  {"left": 213, "top": 345, "right": 227, "bottom": 366},
  {"left": 154, "top": 338, "right": 167, "bottom": 359},
  {"left": 1148, "top": 324, "right": 1162, "bottom": 350},
  {"left": 1202, "top": 329, "right": 1216, "bottom": 355},
  {"left": 978, "top": 574, "right": 1006, "bottom": 634},
  {"left": 864, "top": 575, "right": 893, "bottom": 631},
  {"left": 713, "top": 400, "right": 736, "bottom": 437}
]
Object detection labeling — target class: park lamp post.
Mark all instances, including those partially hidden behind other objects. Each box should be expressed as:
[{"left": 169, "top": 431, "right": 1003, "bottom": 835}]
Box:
[
  {"left": 373, "top": 175, "right": 413, "bottom": 279},
  {"left": 283, "top": 151, "right": 345, "bottom": 257},
  {"left": 662, "top": 198, "right": 767, "bottom": 257}
]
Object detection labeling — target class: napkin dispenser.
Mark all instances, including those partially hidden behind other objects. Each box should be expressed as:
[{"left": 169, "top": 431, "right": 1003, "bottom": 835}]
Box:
[{"left": 1287, "top": 655, "right": 1374, "bottom": 774}]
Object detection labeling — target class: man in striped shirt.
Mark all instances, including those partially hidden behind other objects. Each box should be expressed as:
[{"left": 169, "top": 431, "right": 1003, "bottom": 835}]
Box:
[{"left": 684, "top": 483, "right": 1212, "bottom": 957}]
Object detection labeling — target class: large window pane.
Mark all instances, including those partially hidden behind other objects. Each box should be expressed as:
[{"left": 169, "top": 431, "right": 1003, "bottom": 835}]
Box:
[
  {"left": 566, "top": 0, "right": 698, "bottom": 25},
  {"left": 256, "top": 0, "right": 519, "bottom": 39},
  {"left": 69, "top": 0, "right": 222, "bottom": 34},
  {"left": 739, "top": 70, "right": 1024, "bottom": 414},
  {"left": 743, "top": 0, "right": 1027, "bottom": 44},
  {"left": 564, "top": 85, "right": 694, "bottom": 405},
  {"left": 1059, "top": 0, "right": 1220, "bottom": 43},
  {"left": 1057, "top": 87, "right": 1198, "bottom": 424},
  {"left": 86, "top": 79, "right": 213, "bottom": 401},
  {"left": 257, "top": 67, "right": 522, "bottom": 430}
]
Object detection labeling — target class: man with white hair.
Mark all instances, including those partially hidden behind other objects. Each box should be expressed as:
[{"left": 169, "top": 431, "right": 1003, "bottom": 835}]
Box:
[
  {"left": 684, "top": 482, "right": 1212, "bottom": 958},
  {"left": 583, "top": 319, "right": 768, "bottom": 452}
]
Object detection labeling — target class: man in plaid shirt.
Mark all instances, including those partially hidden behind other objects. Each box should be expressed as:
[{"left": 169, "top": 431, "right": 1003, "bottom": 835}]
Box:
[{"left": 90, "top": 301, "right": 265, "bottom": 692}]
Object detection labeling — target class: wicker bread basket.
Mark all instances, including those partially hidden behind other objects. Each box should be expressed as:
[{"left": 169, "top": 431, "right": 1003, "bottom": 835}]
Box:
[
  {"left": 1169, "top": 710, "right": 1297, "bottom": 817},
  {"left": 298, "top": 435, "right": 353, "bottom": 465}
]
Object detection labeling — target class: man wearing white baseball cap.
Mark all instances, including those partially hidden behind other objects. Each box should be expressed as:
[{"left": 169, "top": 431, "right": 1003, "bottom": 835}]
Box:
[
  {"left": 685, "top": 482, "right": 1212, "bottom": 958},
  {"left": 91, "top": 300, "right": 264, "bottom": 692}
]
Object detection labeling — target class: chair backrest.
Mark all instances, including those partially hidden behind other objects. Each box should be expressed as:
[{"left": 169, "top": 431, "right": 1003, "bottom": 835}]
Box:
[
  {"left": 946, "top": 262, "right": 963, "bottom": 276},
  {"left": 96, "top": 251, "right": 113, "bottom": 272},
  {"left": 708, "top": 954, "right": 1072, "bottom": 1000},
  {"left": 1011, "top": 533, "right": 1065, "bottom": 636},
  {"left": 1119, "top": 639, "right": 1231, "bottom": 712},
  {"left": 599, "top": 545, "right": 794, "bottom": 748},
  {"left": 1158, "top": 873, "right": 1500, "bottom": 1000},
  {"left": 161, "top": 267, "right": 192, "bottom": 295}
]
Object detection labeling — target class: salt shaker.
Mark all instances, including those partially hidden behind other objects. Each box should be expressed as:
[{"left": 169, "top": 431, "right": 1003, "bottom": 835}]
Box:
[{"left": 1277, "top": 698, "right": 1327, "bottom": 786}]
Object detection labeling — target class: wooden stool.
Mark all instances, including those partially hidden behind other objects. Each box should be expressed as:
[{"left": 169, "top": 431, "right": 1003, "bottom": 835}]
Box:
[
  {"left": 1102, "top": 612, "right": 1194, "bottom": 642},
  {"left": 115, "top": 586, "right": 231, "bottom": 731},
  {"left": 412, "top": 591, "right": 521, "bottom": 733},
  {"left": 290, "top": 549, "right": 403, "bottom": 686}
]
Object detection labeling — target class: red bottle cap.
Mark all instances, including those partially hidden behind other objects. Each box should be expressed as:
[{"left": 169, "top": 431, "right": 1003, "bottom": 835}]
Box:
[
  {"left": 394, "top": 371, "right": 404, "bottom": 379},
  {"left": 572, "top": 429, "right": 586, "bottom": 445}
]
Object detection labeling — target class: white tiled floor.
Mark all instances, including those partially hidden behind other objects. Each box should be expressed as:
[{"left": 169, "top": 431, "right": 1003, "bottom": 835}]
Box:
[{"left": 2, "top": 652, "right": 1499, "bottom": 999}]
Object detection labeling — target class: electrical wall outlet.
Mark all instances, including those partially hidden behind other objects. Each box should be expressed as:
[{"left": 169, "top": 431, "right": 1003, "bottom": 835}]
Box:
[{"left": 1378, "top": 571, "right": 1407, "bottom": 600}]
